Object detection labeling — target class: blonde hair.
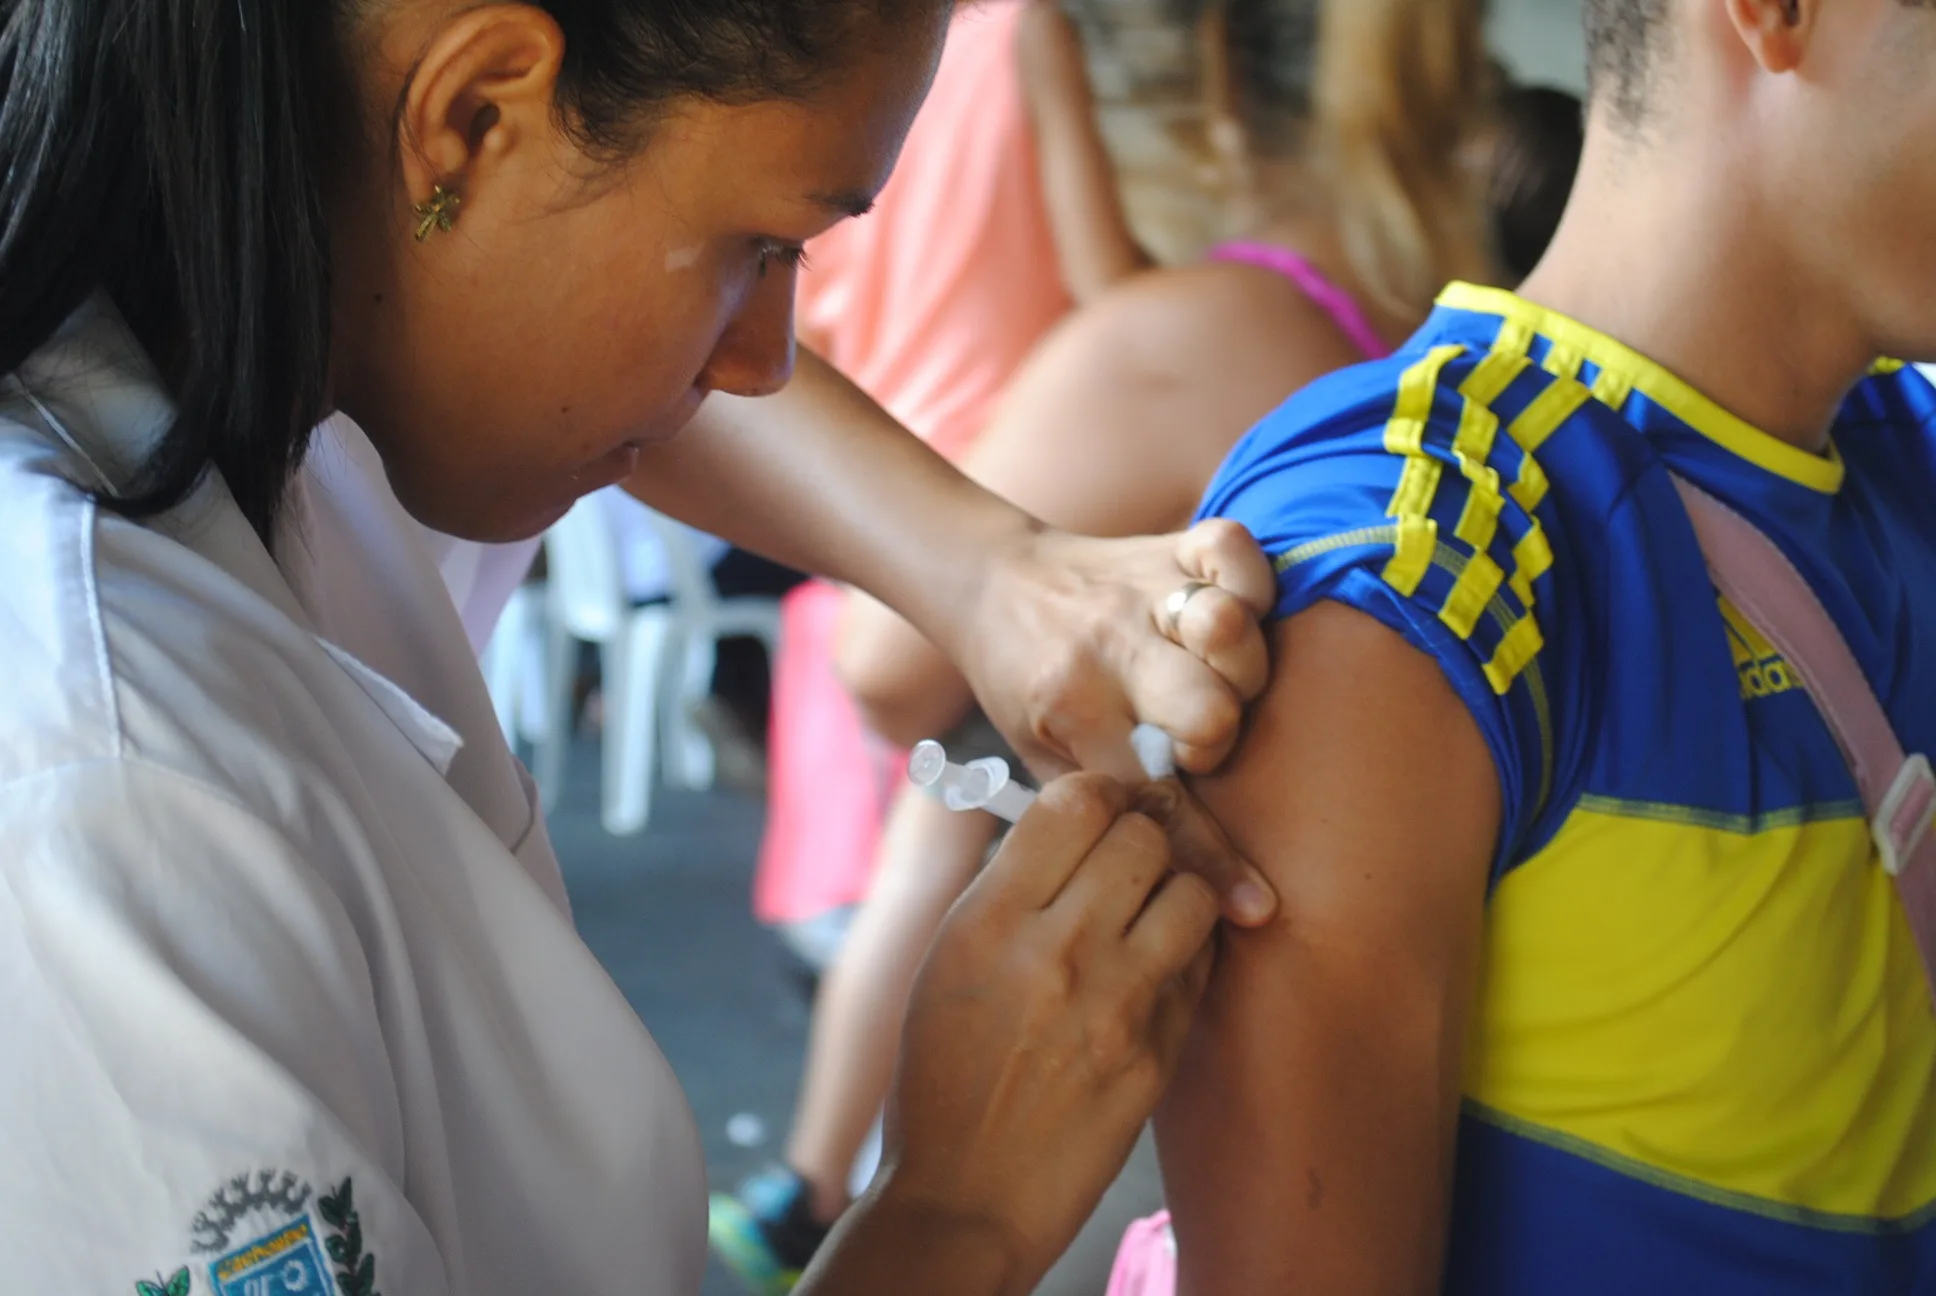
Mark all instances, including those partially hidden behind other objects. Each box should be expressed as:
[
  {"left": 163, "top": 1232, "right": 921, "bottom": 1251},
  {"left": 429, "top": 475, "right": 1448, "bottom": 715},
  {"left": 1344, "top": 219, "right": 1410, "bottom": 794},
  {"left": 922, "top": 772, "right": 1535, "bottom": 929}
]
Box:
[{"left": 1211, "top": 0, "right": 1496, "bottom": 317}]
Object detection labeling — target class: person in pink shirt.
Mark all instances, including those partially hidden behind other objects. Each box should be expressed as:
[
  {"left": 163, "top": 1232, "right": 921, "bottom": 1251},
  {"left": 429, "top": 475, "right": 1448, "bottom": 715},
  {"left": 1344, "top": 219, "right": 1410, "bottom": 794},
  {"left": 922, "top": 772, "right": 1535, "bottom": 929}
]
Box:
[{"left": 795, "top": 3, "right": 1073, "bottom": 461}]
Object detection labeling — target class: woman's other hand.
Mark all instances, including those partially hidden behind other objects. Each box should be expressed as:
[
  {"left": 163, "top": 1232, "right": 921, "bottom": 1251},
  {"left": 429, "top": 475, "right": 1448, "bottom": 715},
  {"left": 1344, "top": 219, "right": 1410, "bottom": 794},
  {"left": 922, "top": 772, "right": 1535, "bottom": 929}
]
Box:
[
  {"left": 963, "top": 519, "right": 1273, "bottom": 778},
  {"left": 798, "top": 774, "right": 1221, "bottom": 1296},
  {"left": 953, "top": 520, "right": 1278, "bottom": 925}
]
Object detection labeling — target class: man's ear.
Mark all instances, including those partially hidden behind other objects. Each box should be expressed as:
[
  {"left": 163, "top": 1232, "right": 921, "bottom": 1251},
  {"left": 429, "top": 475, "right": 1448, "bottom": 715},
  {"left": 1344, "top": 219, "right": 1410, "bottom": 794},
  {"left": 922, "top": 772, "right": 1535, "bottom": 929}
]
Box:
[
  {"left": 395, "top": 5, "right": 567, "bottom": 227},
  {"left": 1720, "top": 0, "right": 1815, "bottom": 75}
]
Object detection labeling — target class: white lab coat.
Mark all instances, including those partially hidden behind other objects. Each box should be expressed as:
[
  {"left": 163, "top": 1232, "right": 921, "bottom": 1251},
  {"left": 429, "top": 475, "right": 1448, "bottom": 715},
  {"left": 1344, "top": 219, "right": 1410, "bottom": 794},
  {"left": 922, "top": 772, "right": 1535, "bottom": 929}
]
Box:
[{"left": 0, "top": 299, "right": 708, "bottom": 1293}]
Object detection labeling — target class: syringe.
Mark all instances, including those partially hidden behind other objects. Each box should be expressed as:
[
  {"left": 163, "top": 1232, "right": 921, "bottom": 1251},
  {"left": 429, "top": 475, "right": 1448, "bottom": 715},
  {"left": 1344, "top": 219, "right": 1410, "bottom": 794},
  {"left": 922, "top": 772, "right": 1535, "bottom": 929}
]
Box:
[
  {"left": 907, "top": 742, "right": 1037, "bottom": 822},
  {"left": 908, "top": 724, "right": 1177, "bottom": 824}
]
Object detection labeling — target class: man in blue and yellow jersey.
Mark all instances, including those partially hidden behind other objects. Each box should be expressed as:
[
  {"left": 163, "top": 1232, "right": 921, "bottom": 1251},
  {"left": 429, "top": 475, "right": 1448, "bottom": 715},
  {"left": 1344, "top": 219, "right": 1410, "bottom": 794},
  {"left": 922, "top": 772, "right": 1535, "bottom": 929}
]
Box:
[{"left": 1151, "top": 0, "right": 1936, "bottom": 1291}]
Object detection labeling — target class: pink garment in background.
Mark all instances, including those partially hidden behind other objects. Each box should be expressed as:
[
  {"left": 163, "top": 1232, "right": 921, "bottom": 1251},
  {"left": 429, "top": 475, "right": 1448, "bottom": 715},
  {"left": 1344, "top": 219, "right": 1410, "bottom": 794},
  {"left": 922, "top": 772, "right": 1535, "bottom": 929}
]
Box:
[
  {"left": 754, "top": 583, "right": 905, "bottom": 927},
  {"left": 1207, "top": 241, "right": 1394, "bottom": 362},
  {"left": 1105, "top": 1211, "right": 1176, "bottom": 1296},
  {"left": 756, "top": 0, "right": 1073, "bottom": 928}
]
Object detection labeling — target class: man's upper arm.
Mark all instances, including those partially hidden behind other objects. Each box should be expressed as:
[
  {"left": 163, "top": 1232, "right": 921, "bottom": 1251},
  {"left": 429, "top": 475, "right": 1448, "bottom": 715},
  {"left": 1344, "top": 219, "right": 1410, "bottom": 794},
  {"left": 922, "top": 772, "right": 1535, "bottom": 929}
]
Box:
[
  {"left": 1153, "top": 341, "right": 1583, "bottom": 1290},
  {"left": 1159, "top": 604, "right": 1500, "bottom": 1294}
]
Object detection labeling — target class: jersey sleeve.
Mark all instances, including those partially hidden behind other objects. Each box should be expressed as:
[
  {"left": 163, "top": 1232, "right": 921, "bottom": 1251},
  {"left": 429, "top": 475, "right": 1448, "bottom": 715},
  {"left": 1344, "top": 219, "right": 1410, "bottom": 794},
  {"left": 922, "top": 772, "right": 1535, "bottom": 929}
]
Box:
[
  {"left": 0, "top": 761, "right": 452, "bottom": 1294},
  {"left": 1198, "top": 347, "right": 1566, "bottom": 875}
]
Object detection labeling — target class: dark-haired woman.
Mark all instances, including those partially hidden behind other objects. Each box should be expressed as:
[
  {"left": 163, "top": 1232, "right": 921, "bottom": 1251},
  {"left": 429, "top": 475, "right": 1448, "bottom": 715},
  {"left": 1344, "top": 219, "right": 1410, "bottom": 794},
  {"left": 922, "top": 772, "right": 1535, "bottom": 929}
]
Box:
[{"left": 0, "top": 2, "right": 1282, "bottom": 1291}]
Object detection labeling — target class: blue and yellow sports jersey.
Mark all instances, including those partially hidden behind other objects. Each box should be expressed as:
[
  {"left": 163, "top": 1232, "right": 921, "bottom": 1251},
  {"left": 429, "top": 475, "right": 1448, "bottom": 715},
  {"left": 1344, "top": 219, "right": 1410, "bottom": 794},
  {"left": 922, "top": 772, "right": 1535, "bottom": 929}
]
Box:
[{"left": 1199, "top": 283, "right": 1936, "bottom": 1293}]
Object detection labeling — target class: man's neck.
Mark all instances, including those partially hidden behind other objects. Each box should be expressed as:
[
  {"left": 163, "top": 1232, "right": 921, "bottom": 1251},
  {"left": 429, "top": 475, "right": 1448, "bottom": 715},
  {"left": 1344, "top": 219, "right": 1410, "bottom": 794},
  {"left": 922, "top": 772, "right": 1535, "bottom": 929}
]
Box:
[{"left": 1515, "top": 124, "right": 1877, "bottom": 456}]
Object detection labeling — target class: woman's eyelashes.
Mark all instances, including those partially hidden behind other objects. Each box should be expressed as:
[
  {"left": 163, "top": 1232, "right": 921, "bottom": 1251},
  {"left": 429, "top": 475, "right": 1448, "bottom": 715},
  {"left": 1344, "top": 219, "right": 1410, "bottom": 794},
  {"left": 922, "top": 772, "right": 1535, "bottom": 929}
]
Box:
[{"left": 755, "top": 238, "right": 811, "bottom": 278}]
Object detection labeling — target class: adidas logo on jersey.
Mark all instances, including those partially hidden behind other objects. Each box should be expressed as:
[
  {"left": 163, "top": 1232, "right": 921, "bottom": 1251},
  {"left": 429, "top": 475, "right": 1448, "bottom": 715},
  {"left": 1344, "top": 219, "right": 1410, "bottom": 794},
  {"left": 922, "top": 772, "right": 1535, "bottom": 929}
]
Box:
[{"left": 1719, "top": 597, "right": 1800, "bottom": 700}]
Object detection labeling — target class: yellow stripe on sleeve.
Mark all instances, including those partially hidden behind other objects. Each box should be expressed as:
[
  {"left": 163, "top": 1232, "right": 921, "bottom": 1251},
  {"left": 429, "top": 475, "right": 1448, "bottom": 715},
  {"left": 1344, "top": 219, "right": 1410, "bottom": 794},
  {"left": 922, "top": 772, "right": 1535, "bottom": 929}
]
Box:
[
  {"left": 1383, "top": 346, "right": 1465, "bottom": 458},
  {"left": 1542, "top": 344, "right": 1583, "bottom": 381},
  {"left": 1441, "top": 551, "right": 1506, "bottom": 640},
  {"left": 1507, "top": 377, "right": 1592, "bottom": 456},
  {"left": 1444, "top": 349, "right": 1528, "bottom": 552},
  {"left": 1509, "top": 453, "right": 1552, "bottom": 513},
  {"left": 1383, "top": 515, "right": 1438, "bottom": 597},
  {"left": 1378, "top": 346, "right": 1465, "bottom": 596},
  {"left": 1388, "top": 456, "right": 1444, "bottom": 521},
  {"left": 1454, "top": 480, "right": 1505, "bottom": 551},
  {"left": 1508, "top": 523, "right": 1554, "bottom": 607},
  {"left": 1483, "top": 614, "right": 1545, "bottom": 694},
  {"left": 1448, "top": 399, "right": 1504, "bottom": 545},
  {"left": 1591, "top": 366, "right": 1634, "bottom": 411},
  {"left": 1493, "top": 318, "right": 1536, "bottom": 360},
  {"left": 1449, "top": 390, "right": 1502, "bottom": 467},
  {"left": 1498, "top": 372, "right": 1586, "bottom": 516},
  {"left": 1461, "top": 348, "right": 1532, "bottom": 407}
]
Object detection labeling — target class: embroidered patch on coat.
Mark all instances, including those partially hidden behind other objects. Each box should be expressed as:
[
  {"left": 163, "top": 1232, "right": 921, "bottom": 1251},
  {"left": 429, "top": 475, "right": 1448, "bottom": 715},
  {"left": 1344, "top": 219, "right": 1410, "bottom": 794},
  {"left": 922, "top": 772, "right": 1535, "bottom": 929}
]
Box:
[
  {"left": 134, "top": 1169, "right": 380, "bottom": 1296},
  {"left": 134, "top": 1267, "right": 193, "bottom": 1296},
  {"left": 317, "top": 1178, "right": 381, "bottom": 1296},
  {"left": 190, "top": 1171, "right": 314, "bottom": 1256},
  {"left": 208, "top": 1216, "right": 332, "bottom": 1296}
]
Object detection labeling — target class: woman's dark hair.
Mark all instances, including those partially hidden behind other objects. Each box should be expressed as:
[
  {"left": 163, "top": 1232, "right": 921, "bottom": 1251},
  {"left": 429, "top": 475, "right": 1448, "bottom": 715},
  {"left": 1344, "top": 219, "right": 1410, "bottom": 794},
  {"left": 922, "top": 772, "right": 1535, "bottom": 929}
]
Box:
[
  {"left": 1488, "top": 84, "right": 1583, "bottom": 283},
  {"left": 0, "top": 0, "right": 914, "bottom": 544}
]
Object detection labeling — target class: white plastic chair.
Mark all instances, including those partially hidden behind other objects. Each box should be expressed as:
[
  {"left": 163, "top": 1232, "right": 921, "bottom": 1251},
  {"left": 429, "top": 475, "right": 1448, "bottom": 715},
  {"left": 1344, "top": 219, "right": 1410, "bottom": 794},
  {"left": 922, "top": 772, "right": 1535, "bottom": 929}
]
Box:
[
  {"left": 649, "top": 508, "right": 785, "bottom": 791},
  {"left": 533, "top": 497, "right": 782, "bottom": 835}
]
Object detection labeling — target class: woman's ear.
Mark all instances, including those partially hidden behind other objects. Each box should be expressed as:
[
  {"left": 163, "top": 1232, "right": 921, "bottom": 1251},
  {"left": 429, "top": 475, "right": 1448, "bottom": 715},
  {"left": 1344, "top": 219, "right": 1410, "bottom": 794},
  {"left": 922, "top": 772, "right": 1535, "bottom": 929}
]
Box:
[{"left": 394, "top": 5, "right": 568, "bottom": 231}]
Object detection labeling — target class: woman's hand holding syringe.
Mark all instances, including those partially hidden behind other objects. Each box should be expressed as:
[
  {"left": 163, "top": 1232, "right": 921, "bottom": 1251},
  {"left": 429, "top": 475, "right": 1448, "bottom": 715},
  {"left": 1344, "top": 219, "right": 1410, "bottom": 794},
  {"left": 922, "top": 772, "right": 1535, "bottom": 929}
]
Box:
[{"left": 805, "top": 724, "right": 1267, "bottom": 1294}]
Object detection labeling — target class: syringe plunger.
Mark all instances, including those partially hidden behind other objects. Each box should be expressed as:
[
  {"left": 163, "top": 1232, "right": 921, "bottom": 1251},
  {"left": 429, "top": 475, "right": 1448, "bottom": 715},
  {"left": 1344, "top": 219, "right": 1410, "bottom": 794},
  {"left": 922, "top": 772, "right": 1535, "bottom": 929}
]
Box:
[{"left": 907, "top": 741, "right": 1037, "bottom": 822}]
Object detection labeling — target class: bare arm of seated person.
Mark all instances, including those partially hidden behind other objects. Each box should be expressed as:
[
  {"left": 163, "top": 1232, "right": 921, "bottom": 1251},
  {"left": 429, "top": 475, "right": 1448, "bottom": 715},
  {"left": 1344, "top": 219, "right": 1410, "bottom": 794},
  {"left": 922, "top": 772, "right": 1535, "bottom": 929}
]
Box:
[
  {"left": 1015, "top": 0, "right": 1151, "bottom": 301},
  {"left": 1160, "top": 603, "right": 1501, "bottom": 1294},
  {"left": 836, "top": 270, "right": 1356, "bottom": 748}
]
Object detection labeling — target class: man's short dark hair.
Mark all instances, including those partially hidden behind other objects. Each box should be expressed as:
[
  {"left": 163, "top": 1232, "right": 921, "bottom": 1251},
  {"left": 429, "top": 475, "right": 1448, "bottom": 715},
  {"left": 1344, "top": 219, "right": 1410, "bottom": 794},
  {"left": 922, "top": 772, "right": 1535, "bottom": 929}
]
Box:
[
  {"left": 1582, "top": 0, "right": 1670, "bottom": 125},
  {"left": 1587, "top": 0, "right": 1936, "bottom": 126}
]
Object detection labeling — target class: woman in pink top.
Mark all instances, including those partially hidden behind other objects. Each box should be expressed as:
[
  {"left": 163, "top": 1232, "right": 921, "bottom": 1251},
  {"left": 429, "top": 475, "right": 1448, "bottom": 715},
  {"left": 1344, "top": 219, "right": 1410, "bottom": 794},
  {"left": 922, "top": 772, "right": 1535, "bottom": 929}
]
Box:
[{"left": 796, "top": 0, "right": 1077, "bottom": 462}]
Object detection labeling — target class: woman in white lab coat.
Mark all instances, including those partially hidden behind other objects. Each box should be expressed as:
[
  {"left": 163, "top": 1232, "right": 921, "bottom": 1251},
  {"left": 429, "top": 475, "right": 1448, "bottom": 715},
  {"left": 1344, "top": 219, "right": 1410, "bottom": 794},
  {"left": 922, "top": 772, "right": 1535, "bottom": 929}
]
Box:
[{"left": 0, "top": 1, "right": 1279, "bottom": 1293}]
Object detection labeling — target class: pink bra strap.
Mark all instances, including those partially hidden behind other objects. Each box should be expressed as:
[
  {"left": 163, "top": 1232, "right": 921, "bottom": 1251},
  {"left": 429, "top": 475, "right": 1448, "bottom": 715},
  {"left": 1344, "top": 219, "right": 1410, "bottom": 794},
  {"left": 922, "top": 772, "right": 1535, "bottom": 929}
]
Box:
[
  {"left": 1208, "top": 241, "right": 1392, "bottom": 361},
  {"left": 1672, "top": 474, "right": 1936, "bottom": 1002}
]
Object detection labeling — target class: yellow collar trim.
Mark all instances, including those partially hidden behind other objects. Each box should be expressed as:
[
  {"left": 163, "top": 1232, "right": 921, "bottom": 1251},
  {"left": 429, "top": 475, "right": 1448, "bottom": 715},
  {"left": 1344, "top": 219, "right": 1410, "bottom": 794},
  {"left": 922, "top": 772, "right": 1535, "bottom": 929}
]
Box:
[{"left": 1437, "top": 282, "right": 1845, "bottom": 494}]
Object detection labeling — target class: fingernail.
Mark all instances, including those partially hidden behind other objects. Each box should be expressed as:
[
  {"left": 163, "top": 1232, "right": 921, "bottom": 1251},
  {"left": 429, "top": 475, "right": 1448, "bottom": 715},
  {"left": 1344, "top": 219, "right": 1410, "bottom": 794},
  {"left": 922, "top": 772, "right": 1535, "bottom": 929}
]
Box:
[
  {"left": 1230, "top": 880, "right": 1275, "bottom": 925},
  {"left": 1132, "top": 780, "right": 1182, "bottom": 825}
]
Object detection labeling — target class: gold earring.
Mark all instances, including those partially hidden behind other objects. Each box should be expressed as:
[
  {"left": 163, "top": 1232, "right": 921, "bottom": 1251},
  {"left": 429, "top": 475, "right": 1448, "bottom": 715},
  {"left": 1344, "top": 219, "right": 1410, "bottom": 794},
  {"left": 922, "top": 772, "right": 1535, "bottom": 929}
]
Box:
[{"left": 413, "top": 185, "right": 461, "bottom": 242}]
